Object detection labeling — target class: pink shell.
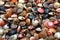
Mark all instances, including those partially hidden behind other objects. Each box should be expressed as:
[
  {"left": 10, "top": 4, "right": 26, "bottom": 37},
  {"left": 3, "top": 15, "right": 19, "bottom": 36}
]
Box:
[
  {"left": 56, "top": 8, "right": 60, "bottom": 12},
  {"left": 44, "top": 22, "right": 55, "bottom": 28},
  {"left": 11, "top": 14, "right": 17, "bottom": 18},
  {"left": 38, "top": 8, "right": 44, "bottom": 13}
]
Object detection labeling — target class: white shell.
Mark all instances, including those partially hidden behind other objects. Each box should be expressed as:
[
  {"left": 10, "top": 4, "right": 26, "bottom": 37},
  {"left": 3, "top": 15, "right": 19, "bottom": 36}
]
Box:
[
  {"left": 3, "top": 24, "right": 9, "bottom": 29},
  {"left": 0, "top": 18, "right": 3, "bottom": 21},
  {"left": 0, "top": 1, "right": 4, "bottom": 5},
  {"left": 32, "top": 19, "right": 39, "bottom": 26},
  {"left": 8, "top": 18, "right": 13, "bottom": 20},
  {"left": 36, "top": 28, "right": 42, "bottom": 31},
  {"left": 48, "top": 12, "right": 54, "bottom": 15},
  {"left": 11, "top": 34, "right": 17, "bottom": 40},
  {"left": 30, "top": 36, "right": 35, "bottom": 40},
  {"left": 11, "top": 24, "right": 17, "bottom": 29},
  {"left": 19, "top": 0, "right": 24, "bottom": 3},
  {"left": 37, "top": 3, "right": 43, "bottom": 7},
  {"left": 54, "top": 32, "right": 60, "bottom": 39},
  {"left": 39, "top": 38, "right": 44, "bottom": 40},
  {"left": 2, "top": 34, "right": 5, "bottom": 38},
  {"left": 17, "top": 3, "right": 24, "bottom": 9},
  {"left": 0, "top": 28, "right": 4, "bottom": 35},
  {"left": 0, "top": 15, "right": 4, "bottom": 18},
  {"left": 18, "top": 16, "right": 25, "bottom": 20}
]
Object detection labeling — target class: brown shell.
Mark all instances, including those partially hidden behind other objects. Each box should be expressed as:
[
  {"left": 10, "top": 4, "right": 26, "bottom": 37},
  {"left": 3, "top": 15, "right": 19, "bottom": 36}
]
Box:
[
  {"left": 39, "top": 31, "right": 47, "bottom": 38},
  {"left": 5, "top": 9, "right": 12, "bottom": 18},
  {"left": 26, "top": 18, "right": 31, "bottom": 26},
  {"left": 19, "top": 21, "right": 26, "bottom": 26},
  {"left": 34, "top": 33, "right": 39, "bottom": 39}
]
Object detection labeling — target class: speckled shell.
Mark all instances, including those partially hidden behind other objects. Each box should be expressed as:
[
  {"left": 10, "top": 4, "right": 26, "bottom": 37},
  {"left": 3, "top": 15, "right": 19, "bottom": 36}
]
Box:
[{"left": 5, "top": 9, "right": 12, "bottom": 18}]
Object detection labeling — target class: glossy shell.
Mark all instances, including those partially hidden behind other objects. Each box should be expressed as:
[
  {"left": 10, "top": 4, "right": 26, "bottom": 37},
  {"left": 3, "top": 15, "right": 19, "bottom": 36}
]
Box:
[
  {"left": 32, "top": 19, "right": 39, "bottom": 26},
  {"left": 26, "top": 18, "right": 30, "bottom": 26}
]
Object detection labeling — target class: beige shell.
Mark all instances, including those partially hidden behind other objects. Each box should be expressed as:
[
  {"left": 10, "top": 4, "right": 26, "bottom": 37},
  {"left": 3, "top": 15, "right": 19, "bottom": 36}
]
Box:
[
  {"left": 19, "top": 21, "right": 26, "bottom": 26},
  {"left": 54, "top": 2, "right": 60, "bottom": 8},
  {"left": 39, "top": 31, "right": 47, "bottom": 38},
  {"left": 32, "top": 19, "right": 39, "bottom": 27},
  {"left": 0, "top": 1, "right": 4, "bottom": 5},
  {"left": 17, "top": 3, "right": 24, "bottom": 9}
]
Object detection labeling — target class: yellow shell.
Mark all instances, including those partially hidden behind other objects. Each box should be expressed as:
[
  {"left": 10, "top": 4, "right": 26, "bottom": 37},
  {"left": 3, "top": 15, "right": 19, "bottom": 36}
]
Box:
[{"left": 54, "top": 2, "right": 60, "bottom": 8}]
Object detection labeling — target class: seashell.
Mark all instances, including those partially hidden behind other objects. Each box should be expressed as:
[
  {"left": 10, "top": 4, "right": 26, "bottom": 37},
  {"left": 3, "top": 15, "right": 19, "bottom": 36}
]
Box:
[
  {"left": 13, "top": 18, "right": 19, "bottom": 24},
  {"left": 0, "top": 28, "right": 4, "bottom": 35},
  {"left": 17, "top": 8, "right": 23, "bottom": 13},
  {"left": 26, "top": 18, "right": 31, "bottom": 26},
  {"left": 39, "top": 38, "right": 44, "bottom": 40},
  {"left": 39, "top": 31, "right": 47, "bottom": 38},
  {"left": 0, "top": 20, "right": 5, "bottom": 26},
  {"left": 18, "top": 0, "right": 24, "bottom": 3},
  {"left": 56, "top": 8, "right": 60, "bottom": 13},
  {"left": 54, "top": 2, "right": 60, "bottom": 8},
  {"left": 44, "top": 21, "right": 55, "bottom": 28},
  {"left": 48, "top": 12, "right": 54, "bottom": 15},
  {"left": 54, "top": 32, "right": 60, "bottom": 39},
  {"left": 37, "top": 3, "right": 43, "bottom": 7},
  {"left": 26, "top": 3, "right": 32, "bottom": 7},
  {"left": 35, "top": 27, "right": 42, "bottom": 32},
  {"left": 48, "top": 28, "right": 56, "bottom": 35},
  {"left": 0, "top": 1, "right": 4, "bottom": 5},
  {"left": 8, "top": 17, "right": 13, "bottom": 20},
  {"left": 19, "top": 21, "right": 26, "bottom": 26},
  {"left": 18, "top": 16, "right": 25, "bottom": 20},
  {"left": 11, "top": 23, "right": 17, "bottom": 29},
  {"left": 30, "top": 36, "right": 36, "bottom": 40},
  {"left": 49, "top": 4, "right": 54, "bottom": 8},
  {"left": 36, "top": 0, "right": 41, "bottom": 4},
  {"left": 32, "top": 19, "right": 39, "bottom": 27},
  {"left": 18, "top": 34, "right": 25, "bottom": 39},
  {"left": 11, "top": 14, "right": 17, "bottom": 18},
  {"left": 53, "top": 20, "right": 59, "bottom": 24},
  {"left": 17, "top": 3, "right": 24, "bottom": 9},
  {"left": 30, "top": 30, "right": 36, "bottom": 35},
  {"left": 5, "top": 9, "right": 12, "bottom": 18},
  {"left": 11, "top": 34, "right": 17, "bottom": 40},
  {"left": 28, "top": 26, "right": 35, "bottom": 30},
  {"left": 37, "top": 8, "right": 44, "bottom": 13},
  {"left": 34, "top": 33, "right": 39, "bottom": 39},
  {"left": 3, "top": 24, "right": 9, "bottom": 29}
]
